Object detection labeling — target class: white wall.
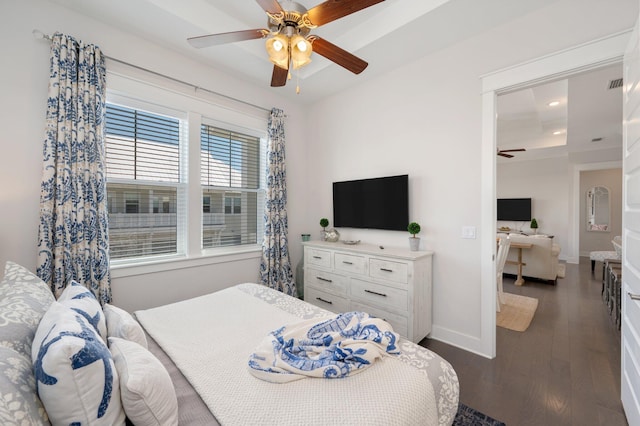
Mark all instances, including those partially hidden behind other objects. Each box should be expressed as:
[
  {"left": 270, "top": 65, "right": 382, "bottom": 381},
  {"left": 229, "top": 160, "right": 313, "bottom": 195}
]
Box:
[
  {"left": 304, "top": 0, "right": 636, "bottom": 355},
  {"left": 1, "top": 0, "right": 636, "bottom": 356},
  {"left": 0, "top": 0, "right": 309, "bottom": 311},
  {"left": 497, "top": 157, "right": 570, "bottom": 258}
]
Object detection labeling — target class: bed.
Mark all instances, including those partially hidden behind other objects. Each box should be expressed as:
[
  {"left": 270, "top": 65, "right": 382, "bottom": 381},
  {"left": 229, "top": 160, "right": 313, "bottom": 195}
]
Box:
[
  {"left": 0, "top": 261, "right": 459, "bottom": 425},
  {"left": 135, "top": 283, "right": 460, "bottom": 425}
]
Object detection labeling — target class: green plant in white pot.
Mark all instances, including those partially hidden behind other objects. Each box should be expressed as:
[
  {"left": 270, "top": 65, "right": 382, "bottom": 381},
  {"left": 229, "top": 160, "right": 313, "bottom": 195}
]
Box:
[
  {"left": 530, "top": 218, "right": 539, "bottom": 234},
  {"left": 320, "top": 218, "right": 329, "bottom": 241},
  {"left": 407, "top": 222, "right": 421, "bottom": 251}
]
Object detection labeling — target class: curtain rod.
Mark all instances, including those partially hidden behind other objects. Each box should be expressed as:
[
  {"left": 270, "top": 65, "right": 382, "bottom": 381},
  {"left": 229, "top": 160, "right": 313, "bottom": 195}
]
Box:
[{"left": 32, "top": 29, "right": 273, "bottom": 114}]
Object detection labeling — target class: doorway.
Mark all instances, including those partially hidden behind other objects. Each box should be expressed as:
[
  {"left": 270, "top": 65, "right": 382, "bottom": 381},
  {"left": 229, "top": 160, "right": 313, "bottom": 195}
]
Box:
[
  {"left": 495, "top": 64, "right": 623, "bottom": 270},
  {"left": 479, "top": 30, "right": 631, "bottom": 358}
]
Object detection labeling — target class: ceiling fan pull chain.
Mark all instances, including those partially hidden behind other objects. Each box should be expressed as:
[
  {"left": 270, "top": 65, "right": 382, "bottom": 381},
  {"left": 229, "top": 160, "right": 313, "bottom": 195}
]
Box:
[{"left": 296, "top": 69, "right": 301, "bottom": 94}]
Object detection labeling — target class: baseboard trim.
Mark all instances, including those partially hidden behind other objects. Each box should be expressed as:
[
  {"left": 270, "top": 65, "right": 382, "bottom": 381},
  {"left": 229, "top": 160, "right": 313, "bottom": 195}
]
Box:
[{"left": 429, "top": 325, "right": 492, "bottom": 359}]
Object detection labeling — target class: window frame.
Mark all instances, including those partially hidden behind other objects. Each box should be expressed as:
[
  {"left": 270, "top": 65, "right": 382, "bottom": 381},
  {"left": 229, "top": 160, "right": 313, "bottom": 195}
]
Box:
[{"left": 105, "top": 74, "right": 268, "bottom": 273}]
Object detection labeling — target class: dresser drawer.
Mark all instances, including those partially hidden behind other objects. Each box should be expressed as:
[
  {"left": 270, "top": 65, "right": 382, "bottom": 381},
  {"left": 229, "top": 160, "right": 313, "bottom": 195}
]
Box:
[
  {"left": 305, "top": 268, "right": 348, "bottom": 296},
  {"left": 335, "top": 252, "right": 366, "bottom": 275},
  {"left": 305, "top": 286, "right": 349, "bottom": 314},
  {"left": 350, "top": 279, "right": 408, "bottom": 312},
  {"left": 306, "top": 248, "right": 332, "bottom": 268},
  {"left": 350, "top": 301, "right": 408, "bottom": 339},
  {"left": 369, "top": 258, "right": 408, "bottom": 284}
]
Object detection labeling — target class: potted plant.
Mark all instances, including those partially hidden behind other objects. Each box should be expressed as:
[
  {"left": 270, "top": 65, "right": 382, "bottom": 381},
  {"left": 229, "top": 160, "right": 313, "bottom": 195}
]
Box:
[
  {"left": 407, "top": 222, "right": 421, "bottom": 251},
  {"left": 320, "top": 218, "right": 329, "bottom": 241},
  {"left": 530, "top": 218, "right": 538, "bottom": 234}
]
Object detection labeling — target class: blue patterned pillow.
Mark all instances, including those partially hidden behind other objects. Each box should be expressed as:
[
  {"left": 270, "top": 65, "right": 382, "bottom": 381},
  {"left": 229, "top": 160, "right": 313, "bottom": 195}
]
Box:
[
  {"left": 58, "top": 280, "right": 107, "bottom": 341},
  {"left": 0, "top": 261, "right": 55, "bottom": 356},
  {"left": 0, "top": 346, "right": 49, "bottom": 425},
  {"left": 31, "top": 301, "right": 125, "bottom": 425}
]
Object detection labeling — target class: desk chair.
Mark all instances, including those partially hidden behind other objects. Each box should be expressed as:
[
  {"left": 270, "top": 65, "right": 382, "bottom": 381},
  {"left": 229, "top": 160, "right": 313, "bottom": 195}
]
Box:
[{"left": 496, "top": 236, "right": 511, "bottom": 312}]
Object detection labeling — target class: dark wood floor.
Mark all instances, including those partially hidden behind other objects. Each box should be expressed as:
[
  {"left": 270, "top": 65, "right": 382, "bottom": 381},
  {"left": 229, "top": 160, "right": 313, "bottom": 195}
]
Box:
[{"left": 421, "top": 257, "right": 628, "bottom": 426}]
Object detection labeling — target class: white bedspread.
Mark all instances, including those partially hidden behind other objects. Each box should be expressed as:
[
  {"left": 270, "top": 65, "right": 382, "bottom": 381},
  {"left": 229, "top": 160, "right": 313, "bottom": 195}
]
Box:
[{"left": 136, "top": 284, "right": 459, "bottom": 426}]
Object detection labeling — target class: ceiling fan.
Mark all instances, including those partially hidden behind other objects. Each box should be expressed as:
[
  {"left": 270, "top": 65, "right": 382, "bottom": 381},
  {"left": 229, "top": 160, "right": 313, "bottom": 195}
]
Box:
[
  {"left": 497, "top": 148, "right": 526, "bottom": 158},
  {"left": 187, "top": 0, "right": 385, "bottom": 89}
]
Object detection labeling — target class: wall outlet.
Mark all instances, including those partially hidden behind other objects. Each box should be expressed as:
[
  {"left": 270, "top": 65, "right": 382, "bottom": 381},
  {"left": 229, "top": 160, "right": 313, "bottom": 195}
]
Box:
[{"left": 462, "top": 226, "right": 476, "bottom": 239}]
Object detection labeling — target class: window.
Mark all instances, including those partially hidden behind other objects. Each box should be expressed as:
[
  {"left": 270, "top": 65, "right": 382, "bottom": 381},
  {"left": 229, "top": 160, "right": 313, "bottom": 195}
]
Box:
[
  {"left": 125, "top": 194, "right": 139, "bottom": 214},
  {"left": 105, "top": 104, "right": 184, "bottom": 260},
  {"left": 225, "top": 196, "right": 241, "bottom": 214},
  {"left": 104, "top": 82, "right": 266, "bottom": 265},
  {"left": 201, "top": 124, "right": 262, "bottom": 249}
]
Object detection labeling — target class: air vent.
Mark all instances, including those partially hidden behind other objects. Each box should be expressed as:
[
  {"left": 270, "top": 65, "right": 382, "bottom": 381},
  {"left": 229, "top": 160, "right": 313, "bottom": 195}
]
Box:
[
  {"left": 591, "top": 137, "right": 603, "bottom": 142},
  {"left": 608, "top": 78, "right": 623, "bottom": 89}
]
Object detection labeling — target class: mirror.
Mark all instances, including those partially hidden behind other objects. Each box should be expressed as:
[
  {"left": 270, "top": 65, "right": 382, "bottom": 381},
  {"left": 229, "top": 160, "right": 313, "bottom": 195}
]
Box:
[{"left": 586, "top": 186, "right": 610, "bottom": 232}]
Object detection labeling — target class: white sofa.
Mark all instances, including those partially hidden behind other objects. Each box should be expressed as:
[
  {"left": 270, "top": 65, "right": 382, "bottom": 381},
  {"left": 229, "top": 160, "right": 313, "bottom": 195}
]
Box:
[{"left": 500, "top": 233, "right": 561, "bottom": 283}]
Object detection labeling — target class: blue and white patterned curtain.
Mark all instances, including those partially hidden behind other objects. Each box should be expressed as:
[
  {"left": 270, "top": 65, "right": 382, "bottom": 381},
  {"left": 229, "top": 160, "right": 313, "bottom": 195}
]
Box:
[
  {"left": 37, "top": 33, "right": 111, "bottom": 304},
  {"left": 259, "top": 108, "right": 296, "bottom": 296}
]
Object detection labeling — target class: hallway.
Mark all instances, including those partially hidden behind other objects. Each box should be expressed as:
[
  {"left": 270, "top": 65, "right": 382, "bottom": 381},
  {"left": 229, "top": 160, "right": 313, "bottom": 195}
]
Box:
[{"left": 422, "top": 258, "right": 626, "bottom": 425}]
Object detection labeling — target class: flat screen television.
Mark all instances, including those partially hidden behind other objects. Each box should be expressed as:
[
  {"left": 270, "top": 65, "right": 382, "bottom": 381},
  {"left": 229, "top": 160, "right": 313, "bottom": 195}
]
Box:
[
  {"left": 497, "top": 198, "right": 532, "bottom": 221},
  {"left": 333, "top": 174, "right": 409, "bottom": 231}
]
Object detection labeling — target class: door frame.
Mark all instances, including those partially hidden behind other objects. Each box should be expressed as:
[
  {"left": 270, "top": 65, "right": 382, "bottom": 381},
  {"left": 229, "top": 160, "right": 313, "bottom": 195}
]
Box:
[{"left": 479, "top": 30, "right": 631, "bottom": 358}]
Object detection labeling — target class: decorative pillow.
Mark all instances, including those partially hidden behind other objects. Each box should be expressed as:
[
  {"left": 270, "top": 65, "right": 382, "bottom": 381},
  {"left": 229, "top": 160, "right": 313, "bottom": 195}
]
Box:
[
  {"left": 58, "top": 280, "right": 107, "bottom": 341},
  {"left": 0, "top": 261, "right": 55, "bottom": 356},
  {"left": 31, "top": 301, "right": 125, "bottom": 425},
  {"left": 104, "top": 304, "right": 148, "bottom": 349},
  {"left": 0, "top": 346, "right": 49, "bottom": 425},
  {"left": 108, "top": 337, "right": 178, "bottom": 426}
]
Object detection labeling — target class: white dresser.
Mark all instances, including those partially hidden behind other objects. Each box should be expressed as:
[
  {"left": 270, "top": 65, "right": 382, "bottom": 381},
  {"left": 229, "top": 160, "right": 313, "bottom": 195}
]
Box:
[{"left": 302, "top": 240, "right": 433, "bottom": 343}]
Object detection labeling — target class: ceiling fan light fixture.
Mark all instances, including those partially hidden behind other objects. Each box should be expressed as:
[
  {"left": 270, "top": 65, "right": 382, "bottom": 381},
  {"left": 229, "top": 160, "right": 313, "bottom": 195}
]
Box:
[
  {"left": 290, "top": 34, "right": 312, "bottom": 69},
  {"left": 266, "top": 34, "right": 289, "bottom": 69},
  {"left": 188, "top": 0, "right": 384, "bottom": 88}
]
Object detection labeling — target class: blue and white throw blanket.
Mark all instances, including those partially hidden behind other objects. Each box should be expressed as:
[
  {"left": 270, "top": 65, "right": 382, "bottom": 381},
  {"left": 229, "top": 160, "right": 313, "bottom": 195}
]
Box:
[{"left": 248, "top": 311, "right": 399, "bottom": 383}]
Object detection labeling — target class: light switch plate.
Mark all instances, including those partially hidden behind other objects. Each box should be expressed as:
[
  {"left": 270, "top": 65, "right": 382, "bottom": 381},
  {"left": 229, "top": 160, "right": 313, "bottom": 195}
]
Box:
[{"left": 462, "top": 226, "right": 476, "bottom": 239}]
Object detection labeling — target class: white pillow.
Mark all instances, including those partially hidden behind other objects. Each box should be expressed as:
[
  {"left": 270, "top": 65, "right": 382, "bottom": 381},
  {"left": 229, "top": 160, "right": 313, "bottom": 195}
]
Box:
[
  {"left": 104, "top": 304, "right": 148, "bottom": 349},
  {"left": 58, "top": 280, "right": 108, "bottom": 341},
  {"left": 108, "top": 337, "right": 178, "bottom": 426},
  {"left": 32, "top": 301, "right": 126, "bottom": 425}
]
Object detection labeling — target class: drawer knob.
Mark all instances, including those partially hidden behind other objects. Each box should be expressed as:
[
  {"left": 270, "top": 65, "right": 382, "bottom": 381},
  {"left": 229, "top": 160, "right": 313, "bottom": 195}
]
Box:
[
  {"left": 342, "top": 261, "right": 353, "bottom": 265},
  {"left": 317, "top": 276, "right": 333, "bottom": 283},
  {"left": 629, "top": 292, "right": 640, "bottom": 301},
  {"left": 380, "top": 268, "right": 393, "bottom": 273},
  {"left": 316, "top": 297, "right": 333, "bottom": 305},
  {"left": 313, "top": 256, "right": 322, "bottom": 259},
  {"left": 365, "top": 289, "right": 388, "bottom": 297}
]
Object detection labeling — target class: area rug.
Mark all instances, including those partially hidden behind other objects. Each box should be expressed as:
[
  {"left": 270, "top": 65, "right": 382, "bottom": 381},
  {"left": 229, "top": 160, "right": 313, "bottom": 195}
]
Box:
[
  {"left": 497, "top": 293, "right": 538, "bottom": 332},
  {"left": 453, "top": 403, "right": 506, "bottom": 426}
]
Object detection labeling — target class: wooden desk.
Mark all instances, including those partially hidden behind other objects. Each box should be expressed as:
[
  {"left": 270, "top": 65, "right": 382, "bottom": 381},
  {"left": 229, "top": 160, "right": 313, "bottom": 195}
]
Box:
[{"left": 506, "top": 242, "right": 533, "bottom": 286}]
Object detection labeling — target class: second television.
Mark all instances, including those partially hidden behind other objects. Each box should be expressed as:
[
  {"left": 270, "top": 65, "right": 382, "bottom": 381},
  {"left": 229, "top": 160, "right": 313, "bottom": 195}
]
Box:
[
  {"left": 497, "top": 198, "right": 532, "bottom": 221},
  {"left": 333, "top": 174, "right": 409, "bottom": 231}
]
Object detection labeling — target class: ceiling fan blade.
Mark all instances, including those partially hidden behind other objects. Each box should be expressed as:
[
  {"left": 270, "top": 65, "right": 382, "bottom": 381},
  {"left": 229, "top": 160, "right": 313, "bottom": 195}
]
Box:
[
  {"left": 271, "top": 65, "right": 288, "bottom": 87},
  {"left": 187, "top": 29, "right": 266, "bottom": 48},
  {"left": 307, "top": 0, "right": 385, "bottom": 26},
  {"left": 497, "top": 152, "right": 514, "bottom": 158},
  {"left": 256, "top": 0, "right": 283, "bottom": 14},
  {"left": 311, "top": 37, "right": 368, "bottom": 74},
  {"left": 499, "top": 148, "right": 526, "bottom": 153}
]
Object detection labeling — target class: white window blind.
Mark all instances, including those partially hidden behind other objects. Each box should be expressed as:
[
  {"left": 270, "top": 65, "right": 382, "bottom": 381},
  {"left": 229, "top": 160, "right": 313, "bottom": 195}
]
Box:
[
  {"left": 200, "top": 124, "right": 262, "bottom": 248},
  {"left": 105, "top": 103, "right": 185, "bottom": 260}
]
